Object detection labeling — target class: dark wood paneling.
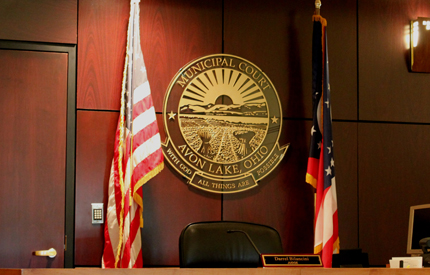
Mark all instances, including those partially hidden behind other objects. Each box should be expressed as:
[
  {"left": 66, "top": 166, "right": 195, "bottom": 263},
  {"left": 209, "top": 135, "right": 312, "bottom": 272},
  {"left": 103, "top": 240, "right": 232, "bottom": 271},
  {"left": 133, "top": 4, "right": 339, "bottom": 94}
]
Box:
[
  {"left": 224, "top": 0, "right": 310, "bottom": 119},
  {"left": 141, "top": 167, "right": 222, "bottom": 266},
  {"left": 333, "top": 122, "right": 358, "bottom": 250},
  {"left": 323, "top": 0, "right": 357, "bottom": 121},
  {"left": 221, "top": 122, "right": 357, "bottom": 254},
  {"left": 77, "top": 0, "right": 222, "bottom": 111},
  {"left": 358, "top": 0, "right": 430, "bottom": 266},
  {"left": 0, "top": 49, "right": 68, "bottom": 267},
  {"left": 223, "top": 0, "right": 358, "bottom": 255},
  {"left": 224, "top": 0, "right": 357, "bottom": 120},
  {"left": 74, "top": 111, "right": 118, "bottom": 266},
  {"left": 75, "top": 0, "right": 223, "bottom": 266},
  {"left": 77, "top": 0, "right": 129, "bottom": 110},
  {"left": 141, "top": 115, "right": 222, "bottom": 266},
  {"left": 141, "top": 0, "right": 223, "bottom": 112},
  {"left": 223, "top": 119, "right": 314, "bottom": 254},
  {"left": 358, "top": 123, "right": 430, "bottom": 266},
  {"left": 74, "top": 111, "right": 222, "bottom": 266},
  {"left": 359, "top": 0, "right": 430, "bottom": 123},
  {"left": 0, "top": 0, "right": 77, "bottom": 44}
]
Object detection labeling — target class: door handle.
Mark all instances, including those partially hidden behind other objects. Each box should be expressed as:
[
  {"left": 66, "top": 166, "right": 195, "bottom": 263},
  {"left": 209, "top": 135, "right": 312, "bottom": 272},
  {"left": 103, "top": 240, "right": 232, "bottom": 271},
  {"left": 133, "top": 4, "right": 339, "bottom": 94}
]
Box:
[{"left": 34, "top": 248, "right": 57, "bottom": 258}]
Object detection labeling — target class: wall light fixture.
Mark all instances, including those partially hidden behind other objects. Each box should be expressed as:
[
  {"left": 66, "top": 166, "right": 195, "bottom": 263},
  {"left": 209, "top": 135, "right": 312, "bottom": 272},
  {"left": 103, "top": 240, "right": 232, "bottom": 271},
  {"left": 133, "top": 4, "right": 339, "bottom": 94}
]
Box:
[{"left": 410, "top": 17, "right": 430, "bottom": 72}]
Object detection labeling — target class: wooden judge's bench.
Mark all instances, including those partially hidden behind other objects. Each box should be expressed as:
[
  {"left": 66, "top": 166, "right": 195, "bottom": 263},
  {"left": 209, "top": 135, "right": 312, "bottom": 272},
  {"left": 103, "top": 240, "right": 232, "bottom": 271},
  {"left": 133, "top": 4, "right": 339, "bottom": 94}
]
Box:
[{"left": 2, "top": 268, "right": 430, "bottom": 275}]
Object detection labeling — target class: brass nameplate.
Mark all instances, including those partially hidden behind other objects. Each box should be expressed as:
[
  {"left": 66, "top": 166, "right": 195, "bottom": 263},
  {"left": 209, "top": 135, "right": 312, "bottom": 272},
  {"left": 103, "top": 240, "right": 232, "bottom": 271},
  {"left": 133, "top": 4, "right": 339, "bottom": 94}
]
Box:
[{"left": 261, "top": 254, "right": 322, "bottom": 267}]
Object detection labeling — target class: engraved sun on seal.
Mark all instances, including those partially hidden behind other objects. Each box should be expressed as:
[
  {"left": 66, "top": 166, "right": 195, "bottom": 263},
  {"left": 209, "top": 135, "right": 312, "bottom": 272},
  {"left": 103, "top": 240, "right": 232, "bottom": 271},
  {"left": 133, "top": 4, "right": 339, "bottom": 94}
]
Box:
[{"left": 178, "top": 67, "right": 269, "bottom": 164}]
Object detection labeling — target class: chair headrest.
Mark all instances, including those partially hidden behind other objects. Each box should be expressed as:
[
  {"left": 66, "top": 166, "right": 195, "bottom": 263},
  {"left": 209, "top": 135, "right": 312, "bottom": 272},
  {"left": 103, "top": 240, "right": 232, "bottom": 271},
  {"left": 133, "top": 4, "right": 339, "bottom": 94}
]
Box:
[{"left": 179, "top": 221, "right": 283, "bottom": 268}]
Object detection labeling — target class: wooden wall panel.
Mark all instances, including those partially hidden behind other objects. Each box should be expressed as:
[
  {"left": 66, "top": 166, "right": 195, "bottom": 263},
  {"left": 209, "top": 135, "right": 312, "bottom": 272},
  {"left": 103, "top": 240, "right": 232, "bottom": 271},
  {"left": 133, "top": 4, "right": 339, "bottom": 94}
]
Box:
[
  {"left": 358, "top": 123, "right": 430, "bottom": 266},
  {"left": 77, "top": 0, "right": 129, "bottom": 110},
  {"left": 224, "top": 0, "right": 357, "bottom": 120},
  {"left": 358, "top": 0, "right": 430, "bottom": 266},
  {"left": 359, "top": 0, "right": 430, "bottom": 123},
  {"left": 75, "top": 0, "right": 223, "bottom": 266},
  {"left": 223, "top": 120, "right": 314, "bottom": 254},
  {"left": 77, "top": 0, "right": 222, "bottom": 111},
  {"left": 74, "top": 111, "right": 222, "bottom": 266},
  {"left": 224, "top": 0, "right": 310, "bottom": 119},
  {"left": 222, "top": 120, "right": 358, "bottom": 254},
  {"left": 75, "top": 111, "right": 118, "bottom": 266},
  {"left": 0, "top": 0, "right": 77, "bottom": 44},
  {"left": 10, "top": 0, "right": 430, "bottom": 268},
  {"left": 141, "top": 0, "right": 223, "bottom": 112},
  {"left": 141, "top": 169, "right": 222, "bottom": 266},
  {"left": 333, "top": 122, "right": 358, "bottom": 250},
  {"left": 141, "top": 114, "right": 222, "bottom": 266},
  {"left": 323, "top": 0, "right": 357, "bottom": 121},
  {"left": 223, "top": 0, "right": 358, "bottom": 256}
]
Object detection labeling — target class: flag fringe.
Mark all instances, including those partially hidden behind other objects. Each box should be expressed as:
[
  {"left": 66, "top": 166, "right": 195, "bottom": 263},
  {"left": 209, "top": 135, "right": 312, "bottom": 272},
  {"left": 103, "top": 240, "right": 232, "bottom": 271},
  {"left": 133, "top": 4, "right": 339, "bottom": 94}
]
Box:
[
  {"left": 133, "top": 162, "right": 164, "bottom": 197},
  {"left": 113, "top": 11, "right": 132, "bottom": 267},
  {"left": 312, "top": 15, "right": 327, "bottom": 26},
  {"left": 333, "top": 236, "right": 340, "bottom": 253},
  {"left": 133, "top": 162, "right": 164, "bottom": 227},
  {"left": 314, "top": 243, "right": 323, "bottom": 254},
  {"left": 306, "top": 173, "right": 317, "bottom": 189},
  {"left": 314, "top": 237, "right": 340, "bottom": 255}
]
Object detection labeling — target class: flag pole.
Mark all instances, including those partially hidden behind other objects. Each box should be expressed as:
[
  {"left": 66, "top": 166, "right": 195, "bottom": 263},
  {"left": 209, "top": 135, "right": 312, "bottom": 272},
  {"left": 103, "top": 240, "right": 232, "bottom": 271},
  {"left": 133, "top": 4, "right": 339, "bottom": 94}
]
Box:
[{"left": 314, "top": 0, "right": 321, "bottom": 15}]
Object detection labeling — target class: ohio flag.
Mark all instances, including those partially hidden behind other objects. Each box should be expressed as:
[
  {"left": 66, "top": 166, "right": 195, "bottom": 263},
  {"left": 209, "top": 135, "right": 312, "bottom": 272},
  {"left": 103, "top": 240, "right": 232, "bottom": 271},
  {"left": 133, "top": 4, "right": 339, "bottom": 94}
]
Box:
[{"left": 306, "top": 14, "right": 339, "bottom": 268}]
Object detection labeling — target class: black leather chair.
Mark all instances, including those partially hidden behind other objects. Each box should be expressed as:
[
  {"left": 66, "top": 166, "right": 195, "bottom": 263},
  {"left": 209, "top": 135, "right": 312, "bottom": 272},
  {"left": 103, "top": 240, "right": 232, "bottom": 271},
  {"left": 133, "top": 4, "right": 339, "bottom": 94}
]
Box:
[{"left": 179, "top": 221, "right": 283, "bottom": 268}]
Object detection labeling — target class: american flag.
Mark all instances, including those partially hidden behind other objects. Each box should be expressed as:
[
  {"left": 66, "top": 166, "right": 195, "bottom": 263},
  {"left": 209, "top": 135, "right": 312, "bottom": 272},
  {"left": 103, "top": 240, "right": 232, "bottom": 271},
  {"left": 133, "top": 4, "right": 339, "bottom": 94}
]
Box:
[
  {"left": 102, "top": 0, "right": 164, "bottom": 268},
  {"left": 306, "top": 14, "right": 339, "bottom": 268}
]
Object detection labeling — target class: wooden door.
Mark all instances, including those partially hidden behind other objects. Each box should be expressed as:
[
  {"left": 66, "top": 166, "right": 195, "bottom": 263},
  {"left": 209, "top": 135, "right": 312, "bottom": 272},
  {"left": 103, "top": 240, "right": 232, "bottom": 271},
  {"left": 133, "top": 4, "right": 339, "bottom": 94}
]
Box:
[{"left": 0, "top": 48, "right": 70, "bottom": 268}]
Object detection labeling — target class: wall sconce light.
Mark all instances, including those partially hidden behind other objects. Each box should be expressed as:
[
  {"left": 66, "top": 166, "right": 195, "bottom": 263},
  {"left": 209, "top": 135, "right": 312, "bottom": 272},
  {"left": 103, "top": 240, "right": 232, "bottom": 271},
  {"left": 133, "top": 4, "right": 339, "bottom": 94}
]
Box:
[{"left": 410, "top": 17, "right": 430, "bottom": 72}]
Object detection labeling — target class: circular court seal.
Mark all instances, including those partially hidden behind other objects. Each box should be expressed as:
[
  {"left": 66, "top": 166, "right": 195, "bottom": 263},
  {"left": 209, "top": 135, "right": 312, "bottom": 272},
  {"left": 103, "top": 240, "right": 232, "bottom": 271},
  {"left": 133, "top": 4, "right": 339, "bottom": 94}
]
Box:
[{"left": 162, "top": 54, "right": 288, "bottom": 193}]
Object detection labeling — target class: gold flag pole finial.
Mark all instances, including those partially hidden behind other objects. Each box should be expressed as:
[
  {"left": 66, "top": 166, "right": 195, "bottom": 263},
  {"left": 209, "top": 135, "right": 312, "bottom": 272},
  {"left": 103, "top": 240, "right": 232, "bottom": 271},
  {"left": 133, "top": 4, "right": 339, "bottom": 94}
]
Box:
[{"left": 315, "top": 0, "right": 321, "bottom": 15}]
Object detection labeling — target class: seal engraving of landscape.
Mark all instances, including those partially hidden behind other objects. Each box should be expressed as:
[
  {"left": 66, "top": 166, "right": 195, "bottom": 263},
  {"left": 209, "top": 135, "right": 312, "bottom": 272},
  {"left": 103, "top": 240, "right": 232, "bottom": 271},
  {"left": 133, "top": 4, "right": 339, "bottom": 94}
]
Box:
[{"left": 162, "top": 54, "right": 289, "bottom": 193}]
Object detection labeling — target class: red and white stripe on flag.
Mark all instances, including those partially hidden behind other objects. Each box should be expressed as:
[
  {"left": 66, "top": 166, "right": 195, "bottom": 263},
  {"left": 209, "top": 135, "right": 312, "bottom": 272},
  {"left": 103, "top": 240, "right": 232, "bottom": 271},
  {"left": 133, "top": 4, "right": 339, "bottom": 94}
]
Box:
[
  {"left": 102, "top": 0, "right": 164, "bottom": 268},
  {"left": 306, "top": 15, "right": 339, "bottom": 268},
  {"left": 313, "top": 143, "right": 339, "bottom": 267}
]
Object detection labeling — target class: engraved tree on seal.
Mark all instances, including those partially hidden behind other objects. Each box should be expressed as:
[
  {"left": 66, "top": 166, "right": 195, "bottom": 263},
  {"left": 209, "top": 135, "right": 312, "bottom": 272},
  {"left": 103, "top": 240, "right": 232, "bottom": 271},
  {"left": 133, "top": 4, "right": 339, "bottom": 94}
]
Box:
[{"left": 178, "top": 67, "right": 269, "bottom": 164}]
